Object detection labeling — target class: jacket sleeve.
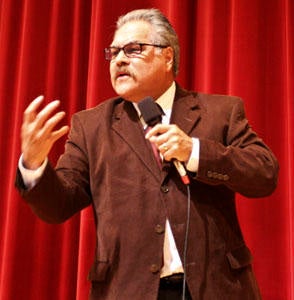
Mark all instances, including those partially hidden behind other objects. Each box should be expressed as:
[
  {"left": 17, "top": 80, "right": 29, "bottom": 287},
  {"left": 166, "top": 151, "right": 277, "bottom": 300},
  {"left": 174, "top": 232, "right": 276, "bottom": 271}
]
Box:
[
  {"left": 15, "top": 114, "right": 92, "bottom": 223},
  {"left": 195, "top": 98, "right": 279, "bottom": 197}
]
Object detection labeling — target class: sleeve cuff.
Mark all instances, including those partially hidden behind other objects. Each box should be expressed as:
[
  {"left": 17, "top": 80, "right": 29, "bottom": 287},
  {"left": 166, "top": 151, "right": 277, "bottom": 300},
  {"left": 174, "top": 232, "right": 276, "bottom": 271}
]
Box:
[
  {"left": 186, "top": 138, "right": 200, "bottom": 173},
  {"left": 18, "top": 154, "right": 48, "bottom": 189}
]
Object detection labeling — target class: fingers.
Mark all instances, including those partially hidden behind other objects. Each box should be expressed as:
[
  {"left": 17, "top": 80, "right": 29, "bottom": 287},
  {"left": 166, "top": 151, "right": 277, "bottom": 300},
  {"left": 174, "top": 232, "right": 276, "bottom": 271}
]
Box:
[
  {"left": 145, "top": 124, "right": 193, "bottom": 162},
  {"left": 145, "top": 124, "right": 176, "bottom": 146},
  {"left": 145, "top": 124, "right": 169, "bottom": 140},
  {"left": 25, "top": 99, "right": 62, "bottom": 131},
  {"left": 50, "top": 125, "right": 70, "bottom": 145},
  {"left": 158, "top": 137, "right": 180, "bottom": 161},
  {"left": 23, "top": 95, "right": 44, "bottom": 123},
  {"left": 23, "top": 96, "right": 67, "bottom": 133},
  {"left": 21, "top": 96, "right": 69, "bottom": 169},
  {"left": 36, "top": 100, "right": 62, "bottom": 128},
  {"left": 39, "top": 110, "right": 67, "bottom": 138}
]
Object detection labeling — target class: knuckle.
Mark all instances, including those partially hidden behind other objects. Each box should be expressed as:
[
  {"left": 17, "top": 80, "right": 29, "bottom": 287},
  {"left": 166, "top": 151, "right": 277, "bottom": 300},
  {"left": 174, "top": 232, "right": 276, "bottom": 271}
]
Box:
[
  {"left": 173, "top": 143, "right": 179, "bottom": 151},
  {"left": 23, "top": 109, "right": 31, "bottom": 119},
  {"left": 171, "top": 124, "right": 178, "bottom": 131}
]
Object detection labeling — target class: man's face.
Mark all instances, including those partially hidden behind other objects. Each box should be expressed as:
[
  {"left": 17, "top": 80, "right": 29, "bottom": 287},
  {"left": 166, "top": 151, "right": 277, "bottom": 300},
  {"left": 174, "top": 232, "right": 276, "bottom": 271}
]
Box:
[{"left": 109, "top": 21, "right": 174, "bottom": 102}]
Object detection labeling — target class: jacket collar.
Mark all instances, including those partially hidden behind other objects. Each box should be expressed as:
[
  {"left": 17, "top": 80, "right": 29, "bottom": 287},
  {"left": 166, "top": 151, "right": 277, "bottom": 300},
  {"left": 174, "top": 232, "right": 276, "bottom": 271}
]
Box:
[{"left": 171, "top": 83, "right": 201, "bottom": 135}]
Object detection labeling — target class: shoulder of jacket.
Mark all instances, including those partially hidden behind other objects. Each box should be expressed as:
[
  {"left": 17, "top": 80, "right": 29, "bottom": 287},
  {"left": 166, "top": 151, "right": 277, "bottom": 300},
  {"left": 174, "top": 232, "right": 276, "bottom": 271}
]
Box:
[
  {"left": 175, "top": 84, "right": 243, "bottom": 107},
  {"left": 196, "top": 92, "right": 242, "bottom": 105},
  {"left": 73, "top": 96, "right": 123, "bottom": 119}
]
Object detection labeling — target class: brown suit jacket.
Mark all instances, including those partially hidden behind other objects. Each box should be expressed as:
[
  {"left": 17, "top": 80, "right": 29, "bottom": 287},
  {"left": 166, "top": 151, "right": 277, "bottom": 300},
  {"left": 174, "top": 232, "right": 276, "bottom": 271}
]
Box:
[{"left": 16, "top": 85, "right": 279, "bottom": 299}]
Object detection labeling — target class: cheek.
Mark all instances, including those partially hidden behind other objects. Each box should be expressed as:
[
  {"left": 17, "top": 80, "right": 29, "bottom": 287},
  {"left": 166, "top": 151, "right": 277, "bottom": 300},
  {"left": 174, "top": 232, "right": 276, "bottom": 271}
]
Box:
[
  {"left": 109, "top": 64, "right": 115, "bottom": 80},
  {"left": 141, "top": 65, "right": 162, "bottom": 82}
]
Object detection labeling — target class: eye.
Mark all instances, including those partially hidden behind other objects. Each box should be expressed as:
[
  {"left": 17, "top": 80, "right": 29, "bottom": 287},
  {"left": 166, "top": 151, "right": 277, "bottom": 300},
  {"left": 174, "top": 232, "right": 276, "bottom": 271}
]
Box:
[
  {"left": 110, "top": 47, "right": 120, "bottom": 57},
  {"left": 124, "top": 43, "right": 142, "bottom": 55}
]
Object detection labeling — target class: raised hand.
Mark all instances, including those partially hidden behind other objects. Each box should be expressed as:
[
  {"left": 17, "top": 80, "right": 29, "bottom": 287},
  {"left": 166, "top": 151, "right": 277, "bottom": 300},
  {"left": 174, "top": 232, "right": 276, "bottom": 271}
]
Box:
[{"left": 21, "top": 96, "right": 69, "bottom": 170}]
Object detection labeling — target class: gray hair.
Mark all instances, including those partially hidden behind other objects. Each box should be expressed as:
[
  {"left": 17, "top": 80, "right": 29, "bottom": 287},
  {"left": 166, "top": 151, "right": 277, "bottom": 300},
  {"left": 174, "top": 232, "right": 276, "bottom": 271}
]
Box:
[{"left": 116, "top": 8, "right": 180, "bottom": 76}]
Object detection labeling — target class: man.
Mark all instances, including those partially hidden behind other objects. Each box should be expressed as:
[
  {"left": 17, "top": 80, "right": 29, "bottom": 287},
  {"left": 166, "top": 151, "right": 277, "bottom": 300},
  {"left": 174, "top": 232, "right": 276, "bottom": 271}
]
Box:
[{"left": 16, "top": 8, "right": 279, "bottom": 300}]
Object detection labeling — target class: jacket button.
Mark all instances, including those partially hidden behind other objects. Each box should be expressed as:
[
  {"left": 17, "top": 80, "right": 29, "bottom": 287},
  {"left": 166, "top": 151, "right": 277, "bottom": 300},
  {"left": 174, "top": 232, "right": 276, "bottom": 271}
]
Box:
[
  {"left": 150, "top": 264, "right": 160, "bottom": 273},
  {"left": 217, "top": 174, "right": 223, "bottom": 180},
  {"left": 161, "top": 185, "right": 169, "bottom": 193},
  {"left": 212, "top": 172, "right": 218, "bottom": 179},
  {"left": 155, "top": 224, "right": 165, "bottom": 234},
  {"left": 223, "top": 174, "right": 229, "bottom": 181}
]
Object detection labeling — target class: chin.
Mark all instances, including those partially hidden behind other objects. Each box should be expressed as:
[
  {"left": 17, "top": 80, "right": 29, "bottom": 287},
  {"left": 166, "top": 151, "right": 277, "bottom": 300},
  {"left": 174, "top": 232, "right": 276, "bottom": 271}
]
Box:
[
  {"left": 114, "top": 84, "right": 154, "bottom": 102},
  {"left": 114, "top": 88, "right": 140, "bottom": 102},
  {"left": 119, "top": 95, "right": 140, "bottom": 102}
]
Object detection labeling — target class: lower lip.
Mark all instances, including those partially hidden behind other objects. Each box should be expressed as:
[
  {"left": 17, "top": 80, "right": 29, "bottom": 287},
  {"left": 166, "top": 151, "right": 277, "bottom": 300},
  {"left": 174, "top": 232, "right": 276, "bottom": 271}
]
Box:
[{"left": 117, "top": 75, "right": 130, "bottom": 81}]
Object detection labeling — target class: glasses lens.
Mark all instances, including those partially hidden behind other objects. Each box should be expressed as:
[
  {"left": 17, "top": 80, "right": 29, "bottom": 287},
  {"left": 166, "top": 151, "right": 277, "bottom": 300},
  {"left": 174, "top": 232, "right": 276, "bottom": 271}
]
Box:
[
  {"left": 124, "top": 43, "right": 142, "bottom": 57},
  {"left": 104, "top": 47, "right": 118, "bottom": 60},
  {"left": 104, "top": 43, "right": 146, "bottom": 60}
]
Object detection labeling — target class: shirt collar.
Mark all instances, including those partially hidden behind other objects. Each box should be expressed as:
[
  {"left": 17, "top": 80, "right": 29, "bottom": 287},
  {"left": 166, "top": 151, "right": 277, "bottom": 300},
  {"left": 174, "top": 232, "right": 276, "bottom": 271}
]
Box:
[
  {"left": 133, "top": 81, "right": 176, "bottom": 117},
  {"left": 155, "top": 81, "right": 176, "bottom": 111}
]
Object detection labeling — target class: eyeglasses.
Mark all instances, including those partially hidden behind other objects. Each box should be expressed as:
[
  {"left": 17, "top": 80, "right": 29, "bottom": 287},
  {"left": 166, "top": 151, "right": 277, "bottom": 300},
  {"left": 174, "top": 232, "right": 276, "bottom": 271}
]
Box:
[{"left": 104, "top": 42, "right": 168, "bottom": 61}]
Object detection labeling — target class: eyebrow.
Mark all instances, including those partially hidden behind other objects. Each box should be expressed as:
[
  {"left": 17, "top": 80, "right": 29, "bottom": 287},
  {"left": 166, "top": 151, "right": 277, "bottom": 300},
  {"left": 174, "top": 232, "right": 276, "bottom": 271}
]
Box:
[{"left": 110, "top": 40, "right": 145, "bottom": 48}]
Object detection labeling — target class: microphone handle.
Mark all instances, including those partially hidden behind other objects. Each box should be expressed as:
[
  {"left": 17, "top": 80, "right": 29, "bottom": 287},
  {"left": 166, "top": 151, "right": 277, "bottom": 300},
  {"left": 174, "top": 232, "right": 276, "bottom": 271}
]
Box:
[{"left": 173, "top": 160, "right": 190, "bottom": 185}]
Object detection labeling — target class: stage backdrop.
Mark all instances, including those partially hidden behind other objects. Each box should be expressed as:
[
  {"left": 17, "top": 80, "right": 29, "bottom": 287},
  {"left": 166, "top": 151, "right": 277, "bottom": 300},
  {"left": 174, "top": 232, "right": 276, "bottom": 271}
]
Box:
[{"left": 0, "top": 0, "right": 293, "bottom": 299}]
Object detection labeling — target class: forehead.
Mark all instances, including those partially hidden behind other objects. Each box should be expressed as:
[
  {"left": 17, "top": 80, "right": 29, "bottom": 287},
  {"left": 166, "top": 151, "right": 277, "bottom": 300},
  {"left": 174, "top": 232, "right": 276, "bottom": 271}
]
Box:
[{"left": 112, "top": 21, "right": 154, "bottom": 46}]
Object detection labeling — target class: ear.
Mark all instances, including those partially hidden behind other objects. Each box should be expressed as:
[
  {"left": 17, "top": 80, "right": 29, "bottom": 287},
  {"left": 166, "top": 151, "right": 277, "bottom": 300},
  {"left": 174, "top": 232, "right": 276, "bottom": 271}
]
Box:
[{"left": 163, "top": 46, "right": 174, "bottom": 72}]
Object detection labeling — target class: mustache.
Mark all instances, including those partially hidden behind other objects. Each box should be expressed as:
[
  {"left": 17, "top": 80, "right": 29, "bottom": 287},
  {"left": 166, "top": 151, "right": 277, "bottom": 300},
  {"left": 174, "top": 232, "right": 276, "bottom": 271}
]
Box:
[{"left": 114, "top": 68, "right": 134, "bottom": 78}]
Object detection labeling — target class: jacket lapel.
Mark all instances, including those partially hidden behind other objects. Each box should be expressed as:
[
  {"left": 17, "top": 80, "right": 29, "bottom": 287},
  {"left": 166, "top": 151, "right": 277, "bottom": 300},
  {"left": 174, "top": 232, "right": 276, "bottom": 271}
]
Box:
[
  {"left": 170, "top": 86, "right": 201, "bottom": 135},
  {"left": 111, "top": 100, "right": 162, "bottom": 181}
]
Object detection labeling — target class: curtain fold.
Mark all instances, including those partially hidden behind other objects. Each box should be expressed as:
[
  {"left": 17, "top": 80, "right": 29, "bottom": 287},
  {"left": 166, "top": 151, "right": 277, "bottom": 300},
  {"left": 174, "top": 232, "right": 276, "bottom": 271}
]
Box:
[{"left": 0, "top": 0, "right": 292, "bottom": 299}]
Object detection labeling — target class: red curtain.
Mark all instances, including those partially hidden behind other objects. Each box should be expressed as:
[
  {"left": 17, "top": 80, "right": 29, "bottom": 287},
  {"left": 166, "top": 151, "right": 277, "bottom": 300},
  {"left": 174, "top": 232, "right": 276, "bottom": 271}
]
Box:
[{"left": 0, "top": 0, "right": 293, "bottom": 299}]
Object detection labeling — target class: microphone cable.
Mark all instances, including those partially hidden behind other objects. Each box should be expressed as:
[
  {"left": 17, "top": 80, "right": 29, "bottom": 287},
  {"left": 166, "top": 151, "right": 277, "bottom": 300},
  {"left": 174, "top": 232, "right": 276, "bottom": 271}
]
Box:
[{"left": 182, "top": 182, "right": 191, "bottom": 300}]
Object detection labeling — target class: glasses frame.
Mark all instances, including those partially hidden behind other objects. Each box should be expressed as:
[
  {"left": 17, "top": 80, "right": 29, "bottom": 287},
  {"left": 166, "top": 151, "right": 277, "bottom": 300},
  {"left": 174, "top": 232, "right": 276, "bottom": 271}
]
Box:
[{"left": 104, "top": 42, "right": 168, "bottom": 61}]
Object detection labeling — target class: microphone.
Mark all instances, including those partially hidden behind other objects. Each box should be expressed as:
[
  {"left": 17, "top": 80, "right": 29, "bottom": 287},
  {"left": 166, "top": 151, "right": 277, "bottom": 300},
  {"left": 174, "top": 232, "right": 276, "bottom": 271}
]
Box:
[{"left": 138, "top": 97, "right": 190, "bottom": 185}]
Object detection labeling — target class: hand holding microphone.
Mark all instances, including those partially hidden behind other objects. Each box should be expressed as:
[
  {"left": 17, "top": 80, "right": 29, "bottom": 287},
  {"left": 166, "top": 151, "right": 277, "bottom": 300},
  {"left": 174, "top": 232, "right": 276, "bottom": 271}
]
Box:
[
  {"left": 145, "top": 124, "right": 192, "bottom": 185},
  {"left": 145, "top": 124, "right": 193, "bottom": 163},
  {"left": 138, "top": 97, "right": 191, "bottom": 185}
]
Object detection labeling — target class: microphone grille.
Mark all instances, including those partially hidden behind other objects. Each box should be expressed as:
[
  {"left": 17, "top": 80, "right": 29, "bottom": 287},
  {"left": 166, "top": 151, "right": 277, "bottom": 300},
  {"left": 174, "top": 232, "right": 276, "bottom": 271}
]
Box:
[{"left": 138, "top": 97, "right": 163, "bottom": 126}]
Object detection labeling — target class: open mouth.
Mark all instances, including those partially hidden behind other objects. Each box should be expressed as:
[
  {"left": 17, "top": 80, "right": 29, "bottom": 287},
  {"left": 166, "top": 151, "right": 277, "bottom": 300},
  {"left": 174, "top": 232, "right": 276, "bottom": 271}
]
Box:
[
  {"left": 116, "top": 70, "right": 131, "bottom": 80},
  {"left": 118, "top": 73, "right": 129, "bottom": 78}
]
